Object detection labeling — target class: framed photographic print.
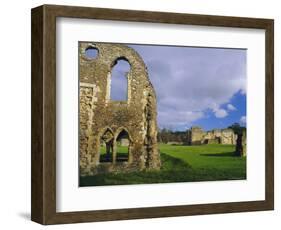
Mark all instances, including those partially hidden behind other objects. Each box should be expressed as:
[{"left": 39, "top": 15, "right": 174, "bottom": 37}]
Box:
[{"left": 31, "top": 4, "right": 274, "bottom": 224}]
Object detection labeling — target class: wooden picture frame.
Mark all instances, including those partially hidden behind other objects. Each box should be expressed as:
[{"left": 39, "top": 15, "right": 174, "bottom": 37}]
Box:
[{"left": 31, "top": 4, "right": 274, "bottom": 225}]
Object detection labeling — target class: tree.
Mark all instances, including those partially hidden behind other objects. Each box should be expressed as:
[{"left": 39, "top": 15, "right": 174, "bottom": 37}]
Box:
[{"left": 228, "top": 123, "right": 246, "bottom": 135}]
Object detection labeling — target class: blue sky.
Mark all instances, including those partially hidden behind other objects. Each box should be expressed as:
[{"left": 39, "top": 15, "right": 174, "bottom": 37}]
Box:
[{"left": 110, "top": 44, "right": 247, "bottom": 131}]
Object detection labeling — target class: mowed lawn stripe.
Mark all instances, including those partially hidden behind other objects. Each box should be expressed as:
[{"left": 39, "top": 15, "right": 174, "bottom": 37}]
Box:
[{"left": 159, "top": 144, "right": 246, "bottom": 171}]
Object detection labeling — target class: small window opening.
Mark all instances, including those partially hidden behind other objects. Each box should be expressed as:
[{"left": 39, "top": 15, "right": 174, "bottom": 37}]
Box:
[{"left": 85, "top": 46, "right": 98, "bottom": 59}]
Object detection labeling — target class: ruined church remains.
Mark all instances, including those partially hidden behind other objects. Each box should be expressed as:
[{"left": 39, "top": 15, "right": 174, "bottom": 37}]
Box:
[
  {"left": 79, "top": 42, "right": 161, "bottom": 176},
  {"left": 186, "top": 126, "right": 237, "bottom": 145}
]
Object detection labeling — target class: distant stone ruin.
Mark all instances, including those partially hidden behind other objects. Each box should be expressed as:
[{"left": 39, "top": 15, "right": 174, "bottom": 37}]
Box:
[
  {"left": 186, "top": 126, "right": 237, "bottom": 145},
  {"left": 79, "top": 42, "right": 161, "bottom": 176}
]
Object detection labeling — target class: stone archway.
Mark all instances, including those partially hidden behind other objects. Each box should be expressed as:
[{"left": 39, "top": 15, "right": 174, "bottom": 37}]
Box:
[
  {"left": 115, "top": 128, "right": 131, "bottom": 163},
  {"left": 99, "top": 128, "right": 114, "bottom": 163}
]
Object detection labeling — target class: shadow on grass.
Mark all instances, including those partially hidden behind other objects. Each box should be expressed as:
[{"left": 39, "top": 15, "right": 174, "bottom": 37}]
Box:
[
  {"left": 160, "top": 152, "right": 192, "bottom": 170},
  {"left": 100, "top": 152, "right": 129, "bottom": 162},
  {"left": 80, "top": 153, "right": 192, "bottom": 186},
  {"left": 200, "top": 151, "right": 238, "bottom": 157},
  {"left": 170, "top": 144, "right": 189, "bottom": 146}
]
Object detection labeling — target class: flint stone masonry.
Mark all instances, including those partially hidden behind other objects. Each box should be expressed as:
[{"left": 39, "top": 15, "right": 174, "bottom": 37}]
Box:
[
  {"left": 79, "top": 42, "right": 161, "bottom": 176},
  {"left": 187, "top": 126, "right": 238, "bottom": 145}
]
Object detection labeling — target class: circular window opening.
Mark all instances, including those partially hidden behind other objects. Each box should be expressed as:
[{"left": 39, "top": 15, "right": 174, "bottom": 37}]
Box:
[{"left": 85, "top": 47, "right": 99, "bottom": 59}]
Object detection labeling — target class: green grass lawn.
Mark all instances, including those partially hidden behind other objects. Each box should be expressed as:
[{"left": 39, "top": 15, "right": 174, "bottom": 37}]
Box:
[
  {"left": 99, "top": 145, "right": 129, "bottom": 162},
  {"left": 80, "top": 144, "right": 246, "bottom": 186}
]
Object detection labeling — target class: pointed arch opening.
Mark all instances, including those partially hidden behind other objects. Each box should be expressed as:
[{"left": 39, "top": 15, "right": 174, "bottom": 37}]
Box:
[
  {"left": 110, "top": 58, "right": 131, "bottom": 101},
  {"left": 115, "top": 129, "right": 130, "bottom": 162},
  {"left": 99, "top": 128, "right": 114, "bottom": 163}
]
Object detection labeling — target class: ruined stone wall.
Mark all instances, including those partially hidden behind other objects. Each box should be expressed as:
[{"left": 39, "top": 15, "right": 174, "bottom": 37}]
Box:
[
  {"left": 190, "top": 126, "right": 205, "bottom": 145},
  {"left": 202, "top": 129, "right": 237, "bottom": 145},
  {"left": 79, "top": 42, "right": 161, "bottom": 176},
  {"left": 120, "top": 138, "right": 129, "bottom": 146},
  {"left": 220, "top": 129, "right": 237, "bottom": 144},
  {"left": 188, "top": 126, "right": 238, "bottom": 145}
]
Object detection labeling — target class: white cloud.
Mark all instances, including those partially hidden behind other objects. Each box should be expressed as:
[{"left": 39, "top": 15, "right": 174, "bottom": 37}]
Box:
[
  {"left": 157, "top": 110, "right": 204, "bottom": 130},
  {"left": 209, "top": 103, "right": 228, "bottom": 118},
  {"left": 240, "top": 116, "right": 246, "bottom": 124},
  {"left": 130, "top": 45, "right": 246, "bottom": 130},
  {"left": 227, "top": 104, "right": 237, "bottom": 111},
  {"left": 213, "top": 108, "right": 228, "bottom": 118}
]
